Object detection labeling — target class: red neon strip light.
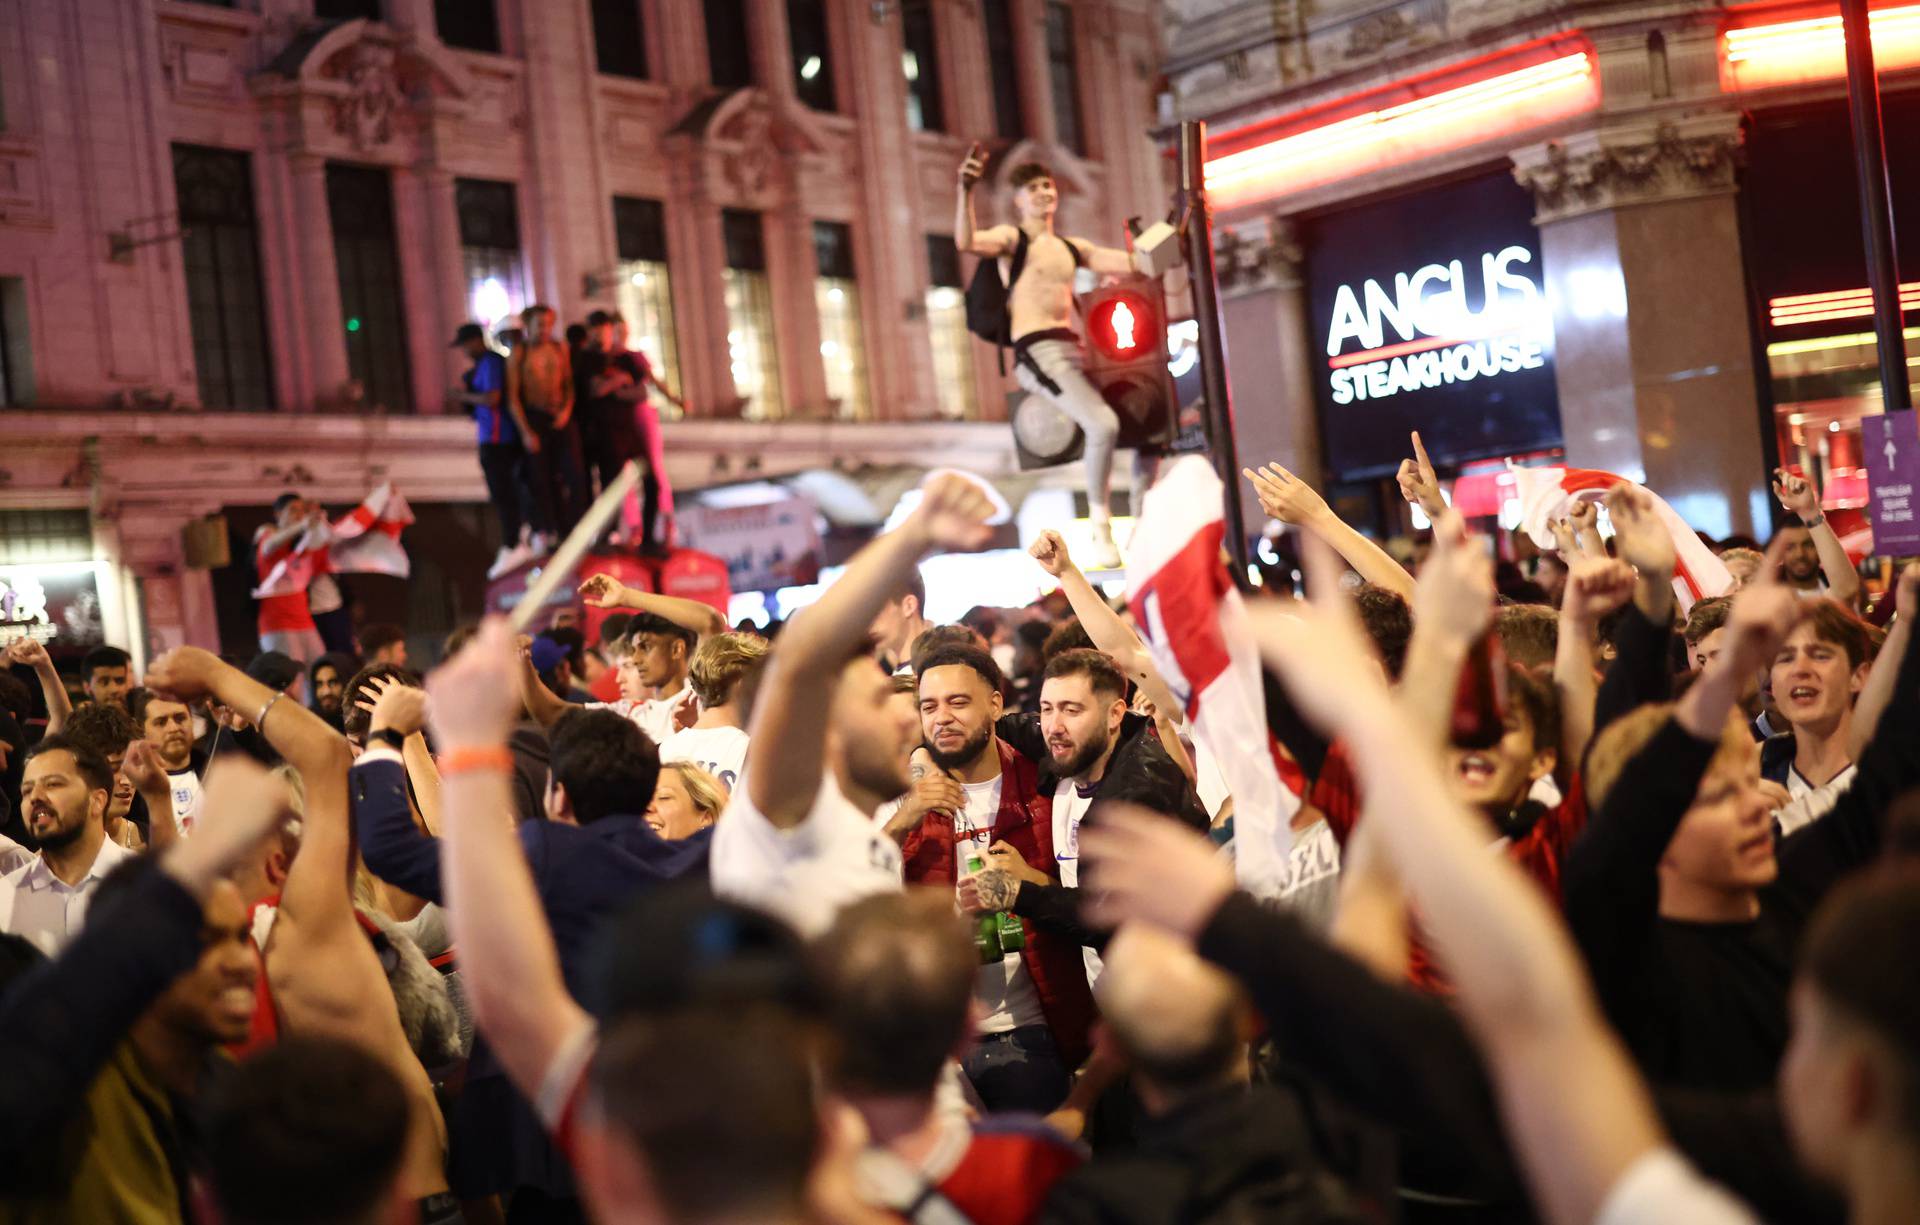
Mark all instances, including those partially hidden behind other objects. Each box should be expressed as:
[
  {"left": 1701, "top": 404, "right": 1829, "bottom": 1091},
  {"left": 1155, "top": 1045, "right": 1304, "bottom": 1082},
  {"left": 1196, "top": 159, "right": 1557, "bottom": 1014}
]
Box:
[
  {"left": 1328, "top": 334, "right": 1461, "bottom": 369},
  {"left": 1201, "top": 44, "right": 1598, "bottom": 206},
  {"left": 1723, "top": 3, "right": 1920, "bottom": 90},
  {"left": 1767, "top": 280, "right": 1920, "bottom": 328}
]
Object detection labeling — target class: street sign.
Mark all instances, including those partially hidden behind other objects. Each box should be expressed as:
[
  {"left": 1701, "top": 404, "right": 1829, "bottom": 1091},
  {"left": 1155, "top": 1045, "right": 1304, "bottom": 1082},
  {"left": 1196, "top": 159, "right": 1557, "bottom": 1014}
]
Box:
[{"left": 1862, "top": 413, "right": 1920, "bottom": 555}]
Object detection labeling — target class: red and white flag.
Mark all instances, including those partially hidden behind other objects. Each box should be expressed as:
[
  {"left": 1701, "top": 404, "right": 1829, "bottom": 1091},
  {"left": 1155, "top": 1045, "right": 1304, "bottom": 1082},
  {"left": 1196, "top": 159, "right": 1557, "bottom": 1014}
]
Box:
[
  {"left": 252, "top": 483, "right": 415, "bottom": 599},
  {"left": 1508, "top": 466, "right": 1732, "bottom": 612},
  {"left": 1125, "top": 454, "right": 1304, "bottom": 901}
]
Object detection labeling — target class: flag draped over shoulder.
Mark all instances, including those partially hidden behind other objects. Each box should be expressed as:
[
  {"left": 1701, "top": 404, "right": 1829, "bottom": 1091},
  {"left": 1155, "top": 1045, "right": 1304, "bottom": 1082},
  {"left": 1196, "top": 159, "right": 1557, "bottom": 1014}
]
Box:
[
  {"left": 1125, "top": 455, "right": 1302, "bottom": 900},
  {"left": 1508, "top": 465, "right": 1733, "bottom": 612},
  {"left": 252, "top": 483, "right": 415, "bottom": 599}
]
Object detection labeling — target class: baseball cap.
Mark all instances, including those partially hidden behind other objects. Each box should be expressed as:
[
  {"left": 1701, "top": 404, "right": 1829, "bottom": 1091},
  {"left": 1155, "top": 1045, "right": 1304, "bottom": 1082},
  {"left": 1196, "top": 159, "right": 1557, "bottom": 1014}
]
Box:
[
  {"left": 529, "top": 634, "right": 573, "bottom": 674},
  {"left": 245, "top": 650, "right": 302, "bottom": 693},
  {"left": 449, "top": 322, "right": 486, "bottom": 347}
]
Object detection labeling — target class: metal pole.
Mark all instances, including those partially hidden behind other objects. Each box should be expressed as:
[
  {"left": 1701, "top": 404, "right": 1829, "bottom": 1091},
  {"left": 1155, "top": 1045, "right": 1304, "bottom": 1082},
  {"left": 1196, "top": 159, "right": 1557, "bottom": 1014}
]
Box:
[
  {"left": 1178, "top": 119, "right": 1253, "bottom": 582},
  {"left": 1841, "top": 0, "right": 1912, "bottom": 413}
]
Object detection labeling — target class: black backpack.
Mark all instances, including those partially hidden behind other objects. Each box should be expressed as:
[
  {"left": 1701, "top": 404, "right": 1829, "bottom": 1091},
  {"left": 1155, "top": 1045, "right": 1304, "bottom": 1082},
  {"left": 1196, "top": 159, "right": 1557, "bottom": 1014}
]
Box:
[{"left": 964, "top": 229, "right": 1084, "bottom": 371}]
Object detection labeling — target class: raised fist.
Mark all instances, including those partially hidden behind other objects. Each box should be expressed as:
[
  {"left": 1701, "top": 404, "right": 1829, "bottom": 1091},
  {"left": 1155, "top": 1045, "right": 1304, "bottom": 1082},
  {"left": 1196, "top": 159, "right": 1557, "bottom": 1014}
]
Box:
[
  {"left": 1029, "top": 530, "right": 1072, "bottom": 577},
  {"left": 911, "top": 473, "right": 996, "bottom": 553}
]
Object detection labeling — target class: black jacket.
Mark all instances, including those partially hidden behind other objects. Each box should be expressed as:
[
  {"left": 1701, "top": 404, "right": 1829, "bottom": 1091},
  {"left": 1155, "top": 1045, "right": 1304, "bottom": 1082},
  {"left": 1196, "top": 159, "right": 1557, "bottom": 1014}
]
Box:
[
  {"left": 1039, "top": 1084, "right": 1366, "bottom": 1225},
  {"left": 995, "top": 710, "right": 1207, "bottom": 829},
  {"left": 996, "top": 710, "right": 1208, "bottom": 948}
]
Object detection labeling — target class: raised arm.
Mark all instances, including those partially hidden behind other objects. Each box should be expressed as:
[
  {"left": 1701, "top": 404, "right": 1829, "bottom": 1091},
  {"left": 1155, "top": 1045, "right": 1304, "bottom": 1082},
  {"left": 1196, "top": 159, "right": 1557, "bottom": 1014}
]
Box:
[
  {"left": 1399, "top": 513, "right": 1495, "bottom": 749},
  {"left": 747, "top": 475, "right": 994, "bottom": 828},
  {"left": 426, "top": 618, "right": 592, "bottom": 1104},
  {"left": 350, "top": 682, "right": 449, "bottom": 905},
  {"left": 1849, "top": 565, "right": 1915, "bottom": 756},
  {"left": 579, "top": 573, "right": 727, "bottom": 640},
  {"left": 6, "top": 640, "right": 70, "bottom": 736},
  {"left": 516, "top": 636, "right": 573, "bottom": 729},
  {"left": 120, "top": 740, "right": 179, "bottom": 853},
  {"left": 1774, "top": 468, "right": 1860, "bottom": 606},
  {"left": 1028, "top": 529, "right": 1180, "bottom": 718},
  {"left": 1591, "top": 485, "right": 1680, "bottom": 741},
  {"left": 145, "top": 646, "right": 354, "bottom": 932},
  {"left": 1394, "top": 432, "right": 1450, "bottom": 525},
  {"left": 1244, "top": 462, "right": 1413, "bottom": 600},
  {"left": 1241, "top": 539, "right": 1690, "bottom": 1225},
  {"left": 954, "top": 144, "right": 1016, "bottom": 257},
  {"left": 1554, "top": 558, "right": 1636, "bottom": 778}
]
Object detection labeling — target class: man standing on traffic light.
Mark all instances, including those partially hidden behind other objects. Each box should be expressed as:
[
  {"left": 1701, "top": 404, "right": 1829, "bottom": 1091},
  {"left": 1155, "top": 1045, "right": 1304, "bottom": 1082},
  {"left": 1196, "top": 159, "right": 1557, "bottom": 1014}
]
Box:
[{"left": 956, "top": 147, "right": 1143, "bottom": 570}]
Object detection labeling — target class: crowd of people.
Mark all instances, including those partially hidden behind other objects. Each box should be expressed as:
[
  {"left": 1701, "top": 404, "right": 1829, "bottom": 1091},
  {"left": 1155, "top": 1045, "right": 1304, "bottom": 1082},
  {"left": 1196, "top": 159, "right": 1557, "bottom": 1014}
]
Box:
[
  {"left": 452, "top": 303, "right": 685, "bottom": 581},
  {"left": 0, "top": 436, "right": 1915, "bottom": 1225}
]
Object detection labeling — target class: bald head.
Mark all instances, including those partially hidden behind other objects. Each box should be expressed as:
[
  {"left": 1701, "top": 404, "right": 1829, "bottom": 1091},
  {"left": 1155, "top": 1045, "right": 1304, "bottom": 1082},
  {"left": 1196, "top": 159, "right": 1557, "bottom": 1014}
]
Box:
[{"left": 1098, "top": 925, "right": 1248, "bottom": 1099}]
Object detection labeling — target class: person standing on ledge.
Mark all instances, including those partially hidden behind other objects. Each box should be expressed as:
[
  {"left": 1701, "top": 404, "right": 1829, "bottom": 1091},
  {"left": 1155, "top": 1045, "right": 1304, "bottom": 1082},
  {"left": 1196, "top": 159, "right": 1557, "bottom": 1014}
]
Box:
[{"left": 955, "top": 145, "right": 1148, "bottom": 570}]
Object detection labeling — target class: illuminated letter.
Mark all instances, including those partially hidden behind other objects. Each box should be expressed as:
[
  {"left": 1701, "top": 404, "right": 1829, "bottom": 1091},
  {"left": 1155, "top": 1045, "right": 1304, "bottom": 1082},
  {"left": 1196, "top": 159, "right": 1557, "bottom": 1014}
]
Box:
[{"left": 1327, "top": 283, "right": 1377, "bottom": 356}]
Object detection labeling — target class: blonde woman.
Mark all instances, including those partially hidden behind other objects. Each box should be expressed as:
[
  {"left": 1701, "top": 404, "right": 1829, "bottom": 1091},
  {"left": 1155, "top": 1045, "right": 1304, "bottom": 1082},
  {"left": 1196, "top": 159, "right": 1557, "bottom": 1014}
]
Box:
[{"left": 644, "top": 761, "right": 726, "bottom": 840}]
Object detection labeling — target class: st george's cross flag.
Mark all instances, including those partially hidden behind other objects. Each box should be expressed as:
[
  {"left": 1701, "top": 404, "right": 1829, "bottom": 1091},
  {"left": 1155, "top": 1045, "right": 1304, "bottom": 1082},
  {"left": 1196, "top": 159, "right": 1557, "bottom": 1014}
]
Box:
[
  {"left": 1508, "top": 465, "right": 1733, "bottom": 612},
  {"left": 252, "top": 482, "right": 415, "bottom": 599},
  {"left": 1124, "top": 454, "right": 1305, "bottom": 901}
]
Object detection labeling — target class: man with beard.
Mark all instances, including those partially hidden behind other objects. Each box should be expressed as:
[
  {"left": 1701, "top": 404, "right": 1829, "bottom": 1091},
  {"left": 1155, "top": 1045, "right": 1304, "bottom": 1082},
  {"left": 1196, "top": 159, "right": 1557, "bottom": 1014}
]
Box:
[
  {"left": 307, "top": 652, "right": 357, "bottom": 732},
  {"left": 711, "top": 474, "right": 996, "bottom": 937},
  {"left": 0, "top": 736, "right": 136, "bottom": 953},
  {"left": 889, "top": 642, "right": 1092, "bottom": 1113},
  {"left": 131, "top": 689, "right": 205, "bottom": 838},
  {"left": 962, "top": 648, "right": 1205, "bottom": 984}
]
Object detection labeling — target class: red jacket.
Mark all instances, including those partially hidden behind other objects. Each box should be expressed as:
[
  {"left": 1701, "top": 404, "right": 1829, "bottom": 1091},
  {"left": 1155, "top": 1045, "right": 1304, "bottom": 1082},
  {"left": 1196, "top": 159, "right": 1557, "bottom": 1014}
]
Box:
[{"left": 899, "top": 739, "right": 1096, "bottom": 1068}]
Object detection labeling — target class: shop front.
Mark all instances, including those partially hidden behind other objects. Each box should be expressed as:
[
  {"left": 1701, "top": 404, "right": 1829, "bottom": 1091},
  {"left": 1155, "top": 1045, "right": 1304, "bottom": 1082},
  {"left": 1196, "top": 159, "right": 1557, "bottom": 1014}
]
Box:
[
  {"left": 1178, "top": 1, "right": 1920, "bottom": 547},
  {"left": 1743, "top": 90, "right": 1920, "bottom": 553}
]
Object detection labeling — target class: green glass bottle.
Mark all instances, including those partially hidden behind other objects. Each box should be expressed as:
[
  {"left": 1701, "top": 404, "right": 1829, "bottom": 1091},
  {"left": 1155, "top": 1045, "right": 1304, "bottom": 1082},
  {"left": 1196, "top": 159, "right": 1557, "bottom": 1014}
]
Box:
[{"left": 965, "top": 853, "right": 1004, "bottom": 964}]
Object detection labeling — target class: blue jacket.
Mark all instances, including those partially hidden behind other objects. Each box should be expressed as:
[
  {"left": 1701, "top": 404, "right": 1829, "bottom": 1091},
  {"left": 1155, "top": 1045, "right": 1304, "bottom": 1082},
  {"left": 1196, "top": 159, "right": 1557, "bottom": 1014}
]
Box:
[{"left": 350, "top": 751, "right": 711, "bottom": 1198}]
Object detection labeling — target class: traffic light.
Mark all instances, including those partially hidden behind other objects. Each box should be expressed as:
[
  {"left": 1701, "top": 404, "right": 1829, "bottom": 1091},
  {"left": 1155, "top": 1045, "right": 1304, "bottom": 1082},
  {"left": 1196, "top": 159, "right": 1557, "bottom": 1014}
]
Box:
[
  {"left": 1008, "top": 274, "right": 1181, "bottom": 471},
  {"left": 1083, "top": 275, "right": 1179, "bottom": 452}
]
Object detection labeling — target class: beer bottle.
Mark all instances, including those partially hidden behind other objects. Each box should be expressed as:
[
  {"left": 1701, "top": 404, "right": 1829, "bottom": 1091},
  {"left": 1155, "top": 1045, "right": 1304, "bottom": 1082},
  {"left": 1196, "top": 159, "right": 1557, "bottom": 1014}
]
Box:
[{"left": 965, "top": 853, "right": 1004, "bottom": 964}]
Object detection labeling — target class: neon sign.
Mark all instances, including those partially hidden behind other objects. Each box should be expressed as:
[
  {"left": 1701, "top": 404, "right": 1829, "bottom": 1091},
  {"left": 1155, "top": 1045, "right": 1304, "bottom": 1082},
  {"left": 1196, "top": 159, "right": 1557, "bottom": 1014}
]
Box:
[{"left": 1324, "top": 245, "right": 1549, "bottom": 405}]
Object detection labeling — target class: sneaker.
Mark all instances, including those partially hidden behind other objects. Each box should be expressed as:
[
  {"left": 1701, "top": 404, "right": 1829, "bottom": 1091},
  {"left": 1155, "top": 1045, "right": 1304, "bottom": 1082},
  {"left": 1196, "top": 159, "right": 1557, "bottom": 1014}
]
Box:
[
  {"left": 487, "top": 543, "right": 532, "bottom": 580},
  {"left": 1085, "top": 521, "right": 1123, "bottom": 571},
  {"left": 530, "top": 533, "right": 555, "bottom": 558}
]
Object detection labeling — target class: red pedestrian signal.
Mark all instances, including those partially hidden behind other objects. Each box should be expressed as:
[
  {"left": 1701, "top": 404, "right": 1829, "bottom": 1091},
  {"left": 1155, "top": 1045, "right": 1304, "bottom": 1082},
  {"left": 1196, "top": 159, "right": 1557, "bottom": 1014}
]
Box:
[{"left": 1088, "top": 291, "right": 1154, "bottom": 361}]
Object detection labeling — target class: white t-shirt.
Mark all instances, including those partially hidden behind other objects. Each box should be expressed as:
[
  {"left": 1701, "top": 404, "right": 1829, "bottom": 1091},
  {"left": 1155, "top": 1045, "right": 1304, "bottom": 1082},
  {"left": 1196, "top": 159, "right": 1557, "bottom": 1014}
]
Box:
[
  {"left": 1776, "top": 761, "right": 1859, "bottom": 838},
  {"left": 952, "top": 775, "right": 1045, "bottom": 1034},
  {"left": 711, "top": 775, "right": 903, "bottom": 938},
  {"left": 1050, "top": 783, "right": 1103, "bottom": 985},
  {"left": 659, "top": 725, "right": 751, "bottom": 795},
  {"left": 593, "top": 683, "right": 697, "bottom": 749},
  {"left": 168, "top": 768, "right": 203, "bottom": 836},
  {"left": 1594, "top": 1148, "right": 1757, "bottom": 1225}
]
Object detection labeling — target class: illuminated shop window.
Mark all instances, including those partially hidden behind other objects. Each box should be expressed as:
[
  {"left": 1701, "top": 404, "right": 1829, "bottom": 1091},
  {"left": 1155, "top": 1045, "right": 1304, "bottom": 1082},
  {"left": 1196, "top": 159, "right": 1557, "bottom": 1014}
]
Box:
[
  {"left": 1766, "top": 321, "right": 1920, "bottom": 516},
  {"left": 813, "top": 222, "right": 869, "bottom": 421},
  {"left": 924, "top": 235, "right": 978, "bottom": 420},
  {"left": 723, "top": 209, "right": 784, "bottom": 420}
]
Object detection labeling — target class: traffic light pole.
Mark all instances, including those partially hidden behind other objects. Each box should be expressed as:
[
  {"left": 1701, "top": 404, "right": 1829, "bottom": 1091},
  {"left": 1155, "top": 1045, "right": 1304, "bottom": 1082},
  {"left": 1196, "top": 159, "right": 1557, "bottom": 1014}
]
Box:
[
  {"left": 1841, "top": 0, "right": 1911, "bottom": 415},
  {"left": 1178, "top": 120, "right": 1253, "bottom": 585}
]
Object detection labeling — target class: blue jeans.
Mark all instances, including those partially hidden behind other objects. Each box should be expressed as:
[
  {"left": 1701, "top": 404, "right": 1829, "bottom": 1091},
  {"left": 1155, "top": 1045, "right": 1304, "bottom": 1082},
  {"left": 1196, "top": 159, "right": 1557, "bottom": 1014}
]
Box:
[{"left": 962, "top": 1024, "right": 1071, "bottom": 1115}]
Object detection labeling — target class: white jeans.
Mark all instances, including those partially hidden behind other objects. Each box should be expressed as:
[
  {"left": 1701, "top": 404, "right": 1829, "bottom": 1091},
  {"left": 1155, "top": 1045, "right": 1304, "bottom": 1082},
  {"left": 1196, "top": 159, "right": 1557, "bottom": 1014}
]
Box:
[{"left": 1014, "top": 336, "right": 1118, "bottom": 513}]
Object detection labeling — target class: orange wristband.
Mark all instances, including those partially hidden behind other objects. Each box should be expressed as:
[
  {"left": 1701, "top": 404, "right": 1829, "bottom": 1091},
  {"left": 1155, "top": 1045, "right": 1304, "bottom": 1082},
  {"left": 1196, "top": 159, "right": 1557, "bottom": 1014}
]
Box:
[{"left": 437, "top": 746, "right": 516, "bottom": 777}]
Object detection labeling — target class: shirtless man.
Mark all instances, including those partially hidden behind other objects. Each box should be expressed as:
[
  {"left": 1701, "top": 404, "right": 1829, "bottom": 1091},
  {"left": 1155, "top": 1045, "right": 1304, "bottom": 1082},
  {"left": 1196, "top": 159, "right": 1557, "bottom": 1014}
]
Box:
[{"left": 956, "top": 145, "right": 1145, "bottom": 570}]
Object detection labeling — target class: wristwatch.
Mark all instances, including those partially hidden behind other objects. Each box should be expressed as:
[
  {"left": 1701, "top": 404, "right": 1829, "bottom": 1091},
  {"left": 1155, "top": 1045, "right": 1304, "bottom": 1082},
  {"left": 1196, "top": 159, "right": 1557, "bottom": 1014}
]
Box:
[{"left": 369, "top": 728, "right": 408, "bottom": 751}]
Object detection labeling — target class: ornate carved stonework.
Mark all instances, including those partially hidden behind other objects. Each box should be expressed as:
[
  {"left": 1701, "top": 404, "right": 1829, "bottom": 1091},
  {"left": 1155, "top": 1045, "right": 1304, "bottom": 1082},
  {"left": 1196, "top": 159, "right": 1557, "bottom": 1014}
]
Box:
[
  {"left": 1213, "top": 214, "right": 1303, "bottom": 298},
  {"left": 330, "top": 42, "right": 405, "bottom": 150},
  {"left": 1511, "top": 117, "right": 1742, "bottom": 224}
]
